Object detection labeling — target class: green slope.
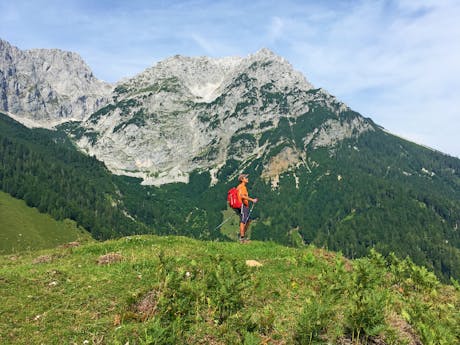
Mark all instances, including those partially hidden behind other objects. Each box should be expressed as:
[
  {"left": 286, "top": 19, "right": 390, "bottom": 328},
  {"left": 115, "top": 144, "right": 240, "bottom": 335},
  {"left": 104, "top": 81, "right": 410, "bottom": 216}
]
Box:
[
  {"left": 1, "top": 236, "right": 458, "bottom": 344},
  {"left": 0, "top": 190, "right": 93, "bottom": 254}
]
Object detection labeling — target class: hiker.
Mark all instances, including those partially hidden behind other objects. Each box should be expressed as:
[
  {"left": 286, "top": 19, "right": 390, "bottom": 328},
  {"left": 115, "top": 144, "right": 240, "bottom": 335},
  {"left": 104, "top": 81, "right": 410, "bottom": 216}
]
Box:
[{"left": 235, "top": 173, "right": 258, "bottom": 243}]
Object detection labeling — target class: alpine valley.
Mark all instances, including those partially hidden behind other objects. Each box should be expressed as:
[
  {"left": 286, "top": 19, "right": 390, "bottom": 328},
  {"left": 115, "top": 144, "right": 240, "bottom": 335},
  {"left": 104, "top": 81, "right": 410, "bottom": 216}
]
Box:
[{"left": 1, "top": 38, "right": 459, "bottom": 281}]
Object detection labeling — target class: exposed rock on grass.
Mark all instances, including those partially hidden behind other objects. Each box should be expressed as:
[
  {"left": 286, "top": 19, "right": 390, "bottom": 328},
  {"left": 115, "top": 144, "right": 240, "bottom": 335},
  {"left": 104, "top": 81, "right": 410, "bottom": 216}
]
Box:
[
  {"left": 245, "top": 259, "right": 263, "bottom": 267},
  {"left": 133, "top": 290, "right": 160, "bottom": 320}
]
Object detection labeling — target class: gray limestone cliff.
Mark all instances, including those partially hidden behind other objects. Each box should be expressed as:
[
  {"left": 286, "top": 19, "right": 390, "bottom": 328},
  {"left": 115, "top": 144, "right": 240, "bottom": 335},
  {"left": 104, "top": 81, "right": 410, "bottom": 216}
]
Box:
[
  {"left": 67, "top": 48, "right": 373, "bottom": 185},
  {"left": 0, "top": 38, "right": 374, "bottom": 185},
  {"left": 0, "top": 39, "right": 112, "bottom": 126}
]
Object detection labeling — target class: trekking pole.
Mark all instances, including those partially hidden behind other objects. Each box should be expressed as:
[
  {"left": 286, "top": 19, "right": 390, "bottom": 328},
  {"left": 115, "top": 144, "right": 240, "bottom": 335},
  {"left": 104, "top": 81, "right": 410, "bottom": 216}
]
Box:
[
  {"left": 214, "top": 201, "right": 257, "bottom": 232},
  {"left": 213, "top": 215, "right": 234, "bottom": 231}
]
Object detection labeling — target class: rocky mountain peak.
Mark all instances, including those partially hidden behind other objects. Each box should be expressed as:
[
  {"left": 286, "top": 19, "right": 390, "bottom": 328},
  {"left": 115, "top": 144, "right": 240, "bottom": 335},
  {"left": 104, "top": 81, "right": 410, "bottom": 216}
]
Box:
[
  {"left": 0, "top": 38, "right": 112, "bottom": 126},
  {"left": 1, "top": 38, "right": 373, "bottom": 185},
  {"left": 60, "top": 48, "right": 369, "bottom": 186}
]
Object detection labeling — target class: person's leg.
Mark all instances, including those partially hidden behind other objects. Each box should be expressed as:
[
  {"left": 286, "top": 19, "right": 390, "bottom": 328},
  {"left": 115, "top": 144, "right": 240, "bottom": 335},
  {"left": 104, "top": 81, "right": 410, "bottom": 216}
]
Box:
[
  {"left": 239, "top": 205, "right": 250, "bottom": 242},
  {"left": 239, "top": 221, "right": 245, "bottom": 239},
  {"left": 244, "top": 220, "right": 251, "bottom": 237}
]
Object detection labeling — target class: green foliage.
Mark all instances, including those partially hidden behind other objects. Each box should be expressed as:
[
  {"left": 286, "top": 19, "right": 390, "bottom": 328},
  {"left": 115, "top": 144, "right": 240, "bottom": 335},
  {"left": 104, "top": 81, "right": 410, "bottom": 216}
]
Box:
[
  {"left": 385, "top": 253, "right": 460, "bottom": 344},
  {"left": 113, "top": 108, "right": 148, "bottom": 133},
  {"left": 345, "top": 257, "right": 389, "bottom": 342},
  {"left": 1, "top": 236, "right": 459, "bottom": 344},
  {"left": 294, "top": 299, "right": 336, "bottom": 344}
]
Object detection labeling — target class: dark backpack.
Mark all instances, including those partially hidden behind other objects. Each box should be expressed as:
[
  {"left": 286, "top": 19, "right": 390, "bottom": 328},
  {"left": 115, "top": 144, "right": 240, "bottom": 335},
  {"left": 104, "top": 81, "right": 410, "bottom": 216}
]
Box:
[{"left": 227, "top": 187, "right": 242, "bottom": 209}]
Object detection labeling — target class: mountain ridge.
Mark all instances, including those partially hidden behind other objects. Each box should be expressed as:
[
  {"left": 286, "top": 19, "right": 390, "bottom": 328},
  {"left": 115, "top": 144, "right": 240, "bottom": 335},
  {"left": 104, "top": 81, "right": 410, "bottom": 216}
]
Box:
[{"left": 59, "top": 47, "right": 355, "bottom": 186}]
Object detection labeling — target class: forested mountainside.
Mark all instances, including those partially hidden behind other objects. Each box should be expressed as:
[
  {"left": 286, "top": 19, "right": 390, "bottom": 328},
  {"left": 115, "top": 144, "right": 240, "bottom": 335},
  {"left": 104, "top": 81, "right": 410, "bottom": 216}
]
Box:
[
  {"left": 0, "top": 113, "right": 224, "bottom": 242},
  {"left": 0, "top": 113, "right": 146, "bottom": 239},
  {"left": 1, "top": 111, "right": 460, "bottom": 282}
]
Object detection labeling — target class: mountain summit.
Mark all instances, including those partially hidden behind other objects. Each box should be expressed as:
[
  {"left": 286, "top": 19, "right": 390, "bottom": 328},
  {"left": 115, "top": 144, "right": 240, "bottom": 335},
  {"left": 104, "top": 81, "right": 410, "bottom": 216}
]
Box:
[
  {"left": 59, "top": 47, "right": 366, "bottom": 185},
  {"left": 0, "top": 39, "right": 112, "bottom": 126}
]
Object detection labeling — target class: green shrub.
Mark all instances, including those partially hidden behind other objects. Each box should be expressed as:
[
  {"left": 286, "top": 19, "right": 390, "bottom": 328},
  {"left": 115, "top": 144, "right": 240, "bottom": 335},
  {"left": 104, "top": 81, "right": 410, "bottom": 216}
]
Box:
[
  {"left": 345, "top": 258, "right": 389, "bottom": 342},
  {"left": 294, "top": 300, "right": 335, "bottom": 345}
]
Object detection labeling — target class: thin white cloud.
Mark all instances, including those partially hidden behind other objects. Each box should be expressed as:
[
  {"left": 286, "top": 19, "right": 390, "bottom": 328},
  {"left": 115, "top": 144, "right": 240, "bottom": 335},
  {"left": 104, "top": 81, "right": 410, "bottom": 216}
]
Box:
[
  {"left": 189, "top": 33, "right": 219, "bottom": 56},
  {"left": 268, "top": 17, "right": 285, "bottom": 42}
]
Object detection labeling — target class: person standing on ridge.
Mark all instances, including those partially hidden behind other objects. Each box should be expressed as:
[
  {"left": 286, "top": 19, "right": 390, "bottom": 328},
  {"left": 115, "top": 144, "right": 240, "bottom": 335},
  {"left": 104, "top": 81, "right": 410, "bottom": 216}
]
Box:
[{"left": 236, "top": 173, "right": 258, "bottom": 243}]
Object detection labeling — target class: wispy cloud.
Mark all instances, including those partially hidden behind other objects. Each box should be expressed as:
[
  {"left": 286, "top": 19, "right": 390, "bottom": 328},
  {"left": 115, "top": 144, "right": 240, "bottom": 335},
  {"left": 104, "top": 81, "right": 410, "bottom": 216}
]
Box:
[{"left": 267, "top": 17, "right": 285, "bottom": 42}]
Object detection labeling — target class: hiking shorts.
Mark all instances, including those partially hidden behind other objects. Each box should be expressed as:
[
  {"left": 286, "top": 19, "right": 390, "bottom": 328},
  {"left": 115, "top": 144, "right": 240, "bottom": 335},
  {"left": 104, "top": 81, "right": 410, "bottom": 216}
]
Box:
[{"left": 234, "top": 204, "right": 251, "bottom": 224}]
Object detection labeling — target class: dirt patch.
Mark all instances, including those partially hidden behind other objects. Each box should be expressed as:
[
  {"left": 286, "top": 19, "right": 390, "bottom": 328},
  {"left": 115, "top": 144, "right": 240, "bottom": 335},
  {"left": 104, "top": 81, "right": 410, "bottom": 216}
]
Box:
[
  {"left": 96, "top": 253, "right": 123, "bottom": 265},
  {"left": 387, "top": 313, "right": 422, "bottom": 345},
  {"left": 60, "top": 241, "right": 81, "bottom": 249},
  {"left": 122, "top": 289, "right": 160, "bottom": 322},
  {"left": 135, "top": 290, "right": 160, "bottom": 319},
  {"left": 32, "top": 255, "right": 54, "bottom": 264}
]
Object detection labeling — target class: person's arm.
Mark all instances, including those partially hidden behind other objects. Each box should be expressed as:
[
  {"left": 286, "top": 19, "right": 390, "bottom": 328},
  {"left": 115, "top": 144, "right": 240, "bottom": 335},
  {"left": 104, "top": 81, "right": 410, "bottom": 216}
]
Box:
[{"left": 241, "top": 193, "right": 257, "bottom": 203}]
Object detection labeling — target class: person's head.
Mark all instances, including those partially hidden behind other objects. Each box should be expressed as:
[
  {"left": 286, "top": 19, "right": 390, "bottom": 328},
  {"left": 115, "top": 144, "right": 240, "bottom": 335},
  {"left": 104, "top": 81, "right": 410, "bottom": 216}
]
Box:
[{"left": 238, "top": 173, "right": 249, "bottom": 183}]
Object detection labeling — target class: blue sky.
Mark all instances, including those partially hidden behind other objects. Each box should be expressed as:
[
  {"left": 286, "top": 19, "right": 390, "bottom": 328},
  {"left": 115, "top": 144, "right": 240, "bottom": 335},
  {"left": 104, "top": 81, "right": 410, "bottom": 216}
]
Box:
[{"left": 1, "top": 0, "right": 459, "bottom": 157}]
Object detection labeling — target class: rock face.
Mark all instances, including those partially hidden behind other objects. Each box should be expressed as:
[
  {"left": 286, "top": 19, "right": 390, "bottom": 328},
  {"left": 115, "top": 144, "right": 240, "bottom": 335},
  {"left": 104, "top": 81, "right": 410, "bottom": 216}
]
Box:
[
  {"left": 0, "top": 39, "right": 112, "bottom": 126},
  {"left": 1, "top": 38, "right": 374, "bottom": 185},
  {"left": 64, "top": 48, "right": 374, "bottom": 185}
]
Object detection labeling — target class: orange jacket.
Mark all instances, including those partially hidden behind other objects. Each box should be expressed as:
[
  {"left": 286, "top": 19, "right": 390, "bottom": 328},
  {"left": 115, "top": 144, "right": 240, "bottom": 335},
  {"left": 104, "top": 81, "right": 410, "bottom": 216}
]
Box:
[{"left": 236, "top": 183, "right": 249, "bottom": 207}]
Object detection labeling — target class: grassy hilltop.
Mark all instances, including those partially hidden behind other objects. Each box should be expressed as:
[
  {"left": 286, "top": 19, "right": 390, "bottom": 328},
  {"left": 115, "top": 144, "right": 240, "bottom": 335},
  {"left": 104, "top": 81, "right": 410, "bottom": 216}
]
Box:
[{"left": 1, "top": 236, "right": 459, "bottom": 345}]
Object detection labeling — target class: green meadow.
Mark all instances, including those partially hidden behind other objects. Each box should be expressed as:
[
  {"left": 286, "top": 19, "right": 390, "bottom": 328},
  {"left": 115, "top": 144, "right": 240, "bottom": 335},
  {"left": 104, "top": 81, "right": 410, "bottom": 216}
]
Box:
[{"left": 1, "top": 235, "right": 458, "bottom": 344}]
